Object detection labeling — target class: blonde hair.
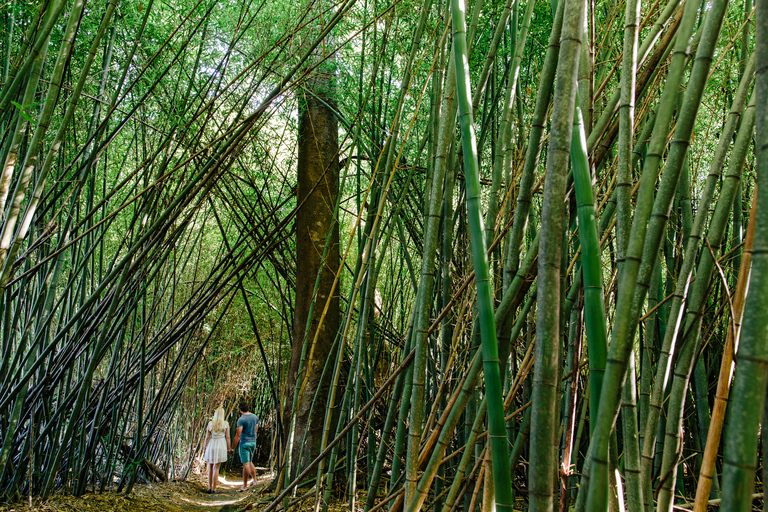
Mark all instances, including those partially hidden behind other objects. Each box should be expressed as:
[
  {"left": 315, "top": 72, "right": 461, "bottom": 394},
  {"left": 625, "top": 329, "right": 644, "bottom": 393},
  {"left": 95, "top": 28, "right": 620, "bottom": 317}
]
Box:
[{"left": 211, "top": 407, "right": 226, "bottom": 433}]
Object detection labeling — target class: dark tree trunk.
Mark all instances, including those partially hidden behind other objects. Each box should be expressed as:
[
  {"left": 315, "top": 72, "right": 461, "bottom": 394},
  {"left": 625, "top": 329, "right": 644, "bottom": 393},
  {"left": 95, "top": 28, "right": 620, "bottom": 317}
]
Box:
[{"left": 284, "top": 63, "right": 340, "bottom": 478}]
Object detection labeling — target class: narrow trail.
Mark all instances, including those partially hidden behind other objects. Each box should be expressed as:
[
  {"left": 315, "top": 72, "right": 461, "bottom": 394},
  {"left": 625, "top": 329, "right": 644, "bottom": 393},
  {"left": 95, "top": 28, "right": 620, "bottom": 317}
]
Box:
[{"left": 0, "top": 471, "right": 275, "bottom": 512}]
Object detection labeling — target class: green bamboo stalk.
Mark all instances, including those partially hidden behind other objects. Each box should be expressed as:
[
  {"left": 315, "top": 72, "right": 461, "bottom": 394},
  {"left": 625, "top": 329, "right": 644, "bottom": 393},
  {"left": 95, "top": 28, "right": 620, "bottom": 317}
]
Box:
[
  {"left": 470, "top": 0, "right": 516, "bottom": 112},
  {"left": 404, "top": 60, "right": 453, "bottom": 512},
  {"left": 450, "top": 0, "right": 514, "bottom": 510},
  {"left": 694, "top": 167, "right": 757, "bottom": 512},
  {"left": 615, "top": 0, "right": 641, "bottom": 272},
  {"left": 407, "top": 279, "right": 537, "bottom": 512},
  {"left": 400, "top": 0, "right": 483, "bottom": 502},
  {"left": 0, "top": 372, "right": 28, "bottom": 482},
  {"left": 570, "top": 104, "right": 607, "bottom": 428},
  {"left": 389, "top": 335, "right": 415, "bottom": 500},
  {"left": 638, "top": 255, "right": 660, "bottom": 452},
  {"left": 442, "top": 395, "right": 488, "bottom": 512},
  {"left": 571, "top": 102, "right": 613, "bottom": 505},
  {"left": 527, "top": 0, "right": 586, "bottom": 510},
  {"left": 361, "top": 128, "right": 430, "bottom": 512},
  {"left": 338, "top": 97, "right": 428, "bottom": 508},
  {"left": 2, "top": 4, "right": 12, "bottom": 84},
  {"left": 577, "top": 11, "right": 590, "bottom": 133},
  {"left": 348, "top": 281, "right": 376, "bottom": 507},
  {"left": 618, "top": 0, "right": 733, "bottom": 497},
  {"left": 311, "top": 136, "right": 376, "bottom": 504},
  {"left": 621, "top": 353, "right": 643, "bottom": 512},
  {"left": 433, "top": 28, "right": 453, "bottom": 509},
  {"left": 587, "top": 0, "right": 680, "bottom": 150},
  {"left": 363, "top": 328, "right": 413, "bottom": 511},
  {"left": 406, "top": 349, "right": 483, "bottom": 512},
  {"left": 41, "top": 260, "right": 132, "bottom": 499},
  {"left": 263, "top": 349, "right": 417, "bottom": 512},
  {"left": 560, "top": 280, "right": 581, "bottom": 510}
]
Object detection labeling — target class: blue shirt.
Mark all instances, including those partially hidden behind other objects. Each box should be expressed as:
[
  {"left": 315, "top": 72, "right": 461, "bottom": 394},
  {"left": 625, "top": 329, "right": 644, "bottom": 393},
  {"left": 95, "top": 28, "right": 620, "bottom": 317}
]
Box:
[{"left": 237, "top": 413, "right": 259, "bottom": 443}]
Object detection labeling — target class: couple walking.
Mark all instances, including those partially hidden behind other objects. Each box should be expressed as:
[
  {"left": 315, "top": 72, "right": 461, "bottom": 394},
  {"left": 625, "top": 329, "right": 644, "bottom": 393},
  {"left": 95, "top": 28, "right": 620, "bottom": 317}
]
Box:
[{"left": 202, "top": 401, "right": 260, "bottom": 493}]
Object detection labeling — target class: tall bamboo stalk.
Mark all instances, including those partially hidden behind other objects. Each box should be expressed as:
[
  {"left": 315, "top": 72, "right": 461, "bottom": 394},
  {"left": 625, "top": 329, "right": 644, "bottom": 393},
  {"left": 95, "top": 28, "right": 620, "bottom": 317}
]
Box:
[
  {"left": 450, "top": 0, "right": 514, "bottom": 509},
  {"left": 529, "top": 0, "right": 586, "bottom": 508}
]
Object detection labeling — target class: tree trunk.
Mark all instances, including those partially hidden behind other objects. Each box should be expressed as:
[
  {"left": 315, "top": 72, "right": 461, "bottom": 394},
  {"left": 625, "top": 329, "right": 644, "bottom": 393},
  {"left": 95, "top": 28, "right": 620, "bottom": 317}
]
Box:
[{"left": 285, "top": 59, "right": 340, "bottom": 478}]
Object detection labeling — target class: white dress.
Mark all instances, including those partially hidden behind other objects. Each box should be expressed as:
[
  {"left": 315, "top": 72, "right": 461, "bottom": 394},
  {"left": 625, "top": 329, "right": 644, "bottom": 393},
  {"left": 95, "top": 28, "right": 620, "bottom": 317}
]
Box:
[{"left": 203, "top": 421, "right": 229, "bottom": 464}]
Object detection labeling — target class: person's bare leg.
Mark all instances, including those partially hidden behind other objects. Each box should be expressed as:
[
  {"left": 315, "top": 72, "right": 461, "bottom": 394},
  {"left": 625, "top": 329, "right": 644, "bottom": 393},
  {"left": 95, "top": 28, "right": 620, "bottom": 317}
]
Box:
[
  {"left": 207, "top": 463, "right": 213, "bottom": 491},
  {"left": 241, "top": 464, "right": 248, "bottom": 490},
  {"left": 213, "top": 463, "right": 220, "bottom": 491},
  {"left": 247, "top": 462, "right": 257, "bottom": 487}
]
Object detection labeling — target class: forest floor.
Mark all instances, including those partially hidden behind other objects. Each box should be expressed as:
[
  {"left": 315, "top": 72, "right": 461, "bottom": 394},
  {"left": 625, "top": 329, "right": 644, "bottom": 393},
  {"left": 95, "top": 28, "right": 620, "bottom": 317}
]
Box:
[{"left": 0, "top": 468, "right": 280, "bottom": 512}]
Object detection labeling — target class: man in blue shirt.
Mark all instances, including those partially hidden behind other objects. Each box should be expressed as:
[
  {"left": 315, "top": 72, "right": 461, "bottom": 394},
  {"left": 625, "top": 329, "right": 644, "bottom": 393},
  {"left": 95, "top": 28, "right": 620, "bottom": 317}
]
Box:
[{"left": 231, "top": 401, "right": 259, "bottom": 491}]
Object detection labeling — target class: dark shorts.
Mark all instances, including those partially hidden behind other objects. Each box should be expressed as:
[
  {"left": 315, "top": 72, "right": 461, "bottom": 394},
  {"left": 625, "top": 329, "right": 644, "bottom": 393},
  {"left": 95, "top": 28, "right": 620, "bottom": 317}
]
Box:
[{"left": 239, "top": 441, "right": 256, "bottom": 463}]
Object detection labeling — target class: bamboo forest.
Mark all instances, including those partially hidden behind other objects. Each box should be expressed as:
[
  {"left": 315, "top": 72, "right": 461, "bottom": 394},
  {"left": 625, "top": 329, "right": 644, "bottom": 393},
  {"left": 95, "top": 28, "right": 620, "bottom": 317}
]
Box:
[{"left": 0, "top": 0, "right": 766, "bottom": 509}]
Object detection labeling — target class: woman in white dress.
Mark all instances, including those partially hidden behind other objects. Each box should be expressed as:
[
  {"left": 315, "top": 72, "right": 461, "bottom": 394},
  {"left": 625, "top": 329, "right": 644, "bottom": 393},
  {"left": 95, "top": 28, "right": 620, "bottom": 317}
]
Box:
[{"left": 203, "top": 407, "right": 231, "bottom": 493}]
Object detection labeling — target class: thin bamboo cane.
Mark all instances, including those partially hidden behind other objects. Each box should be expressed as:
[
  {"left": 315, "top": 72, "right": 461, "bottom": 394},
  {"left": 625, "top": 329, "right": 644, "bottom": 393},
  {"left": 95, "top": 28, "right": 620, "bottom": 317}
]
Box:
[
  {"left": 264, "top": 349, "right": 416, "bottom": 512},
  {"left": 560, "top": 294, "right": 581, "bottom": 512},
  {"left": 442, "top": 395, "right": 488, "bottom": 512},
  {"left": 404, "top": 53, "right": 453, "bottom": 512},
  {"left": 364, "top": 209, "right": 429, "bottom": 509},
  {"left": 344, "top": 5, "right": 434, "bottom": 506},
  {"left": 485, "top": 0, "right": 536, "bottom": 251},
  {"left": 616, "top": 0, "right": 641, "bottom": 272},
  {"left": 0, "top": 24, "right": 51, "bottom": 215},
  {"left": 433, "top": 29, "right": 453, "bottom": 512}
]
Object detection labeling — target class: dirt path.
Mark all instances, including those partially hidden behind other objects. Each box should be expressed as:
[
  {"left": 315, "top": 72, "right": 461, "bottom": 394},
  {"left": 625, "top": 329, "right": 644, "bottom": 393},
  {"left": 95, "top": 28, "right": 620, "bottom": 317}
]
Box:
[{"left": 0, "top": 471, "right": 274, "bottom": 512}]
